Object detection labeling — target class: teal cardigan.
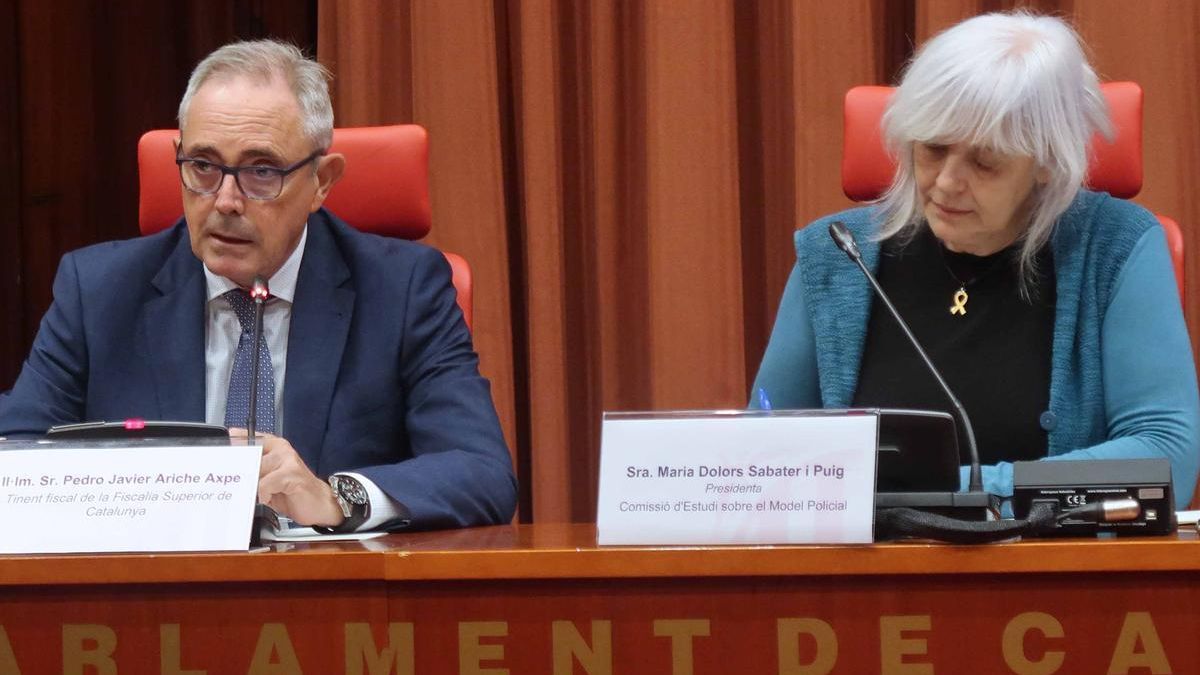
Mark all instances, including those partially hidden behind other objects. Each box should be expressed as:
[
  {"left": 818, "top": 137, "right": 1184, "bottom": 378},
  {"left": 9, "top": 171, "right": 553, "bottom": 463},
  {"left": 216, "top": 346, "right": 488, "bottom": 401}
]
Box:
[{"left": 751, "top": 190, "right": 1200, "bottom": 508}]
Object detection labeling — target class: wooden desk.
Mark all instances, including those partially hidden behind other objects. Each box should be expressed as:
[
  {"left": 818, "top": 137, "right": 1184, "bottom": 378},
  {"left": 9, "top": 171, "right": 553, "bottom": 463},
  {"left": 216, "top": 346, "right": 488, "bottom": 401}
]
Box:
[{"left": 1, "top": 524, "right": 1198, "bottom": 673}]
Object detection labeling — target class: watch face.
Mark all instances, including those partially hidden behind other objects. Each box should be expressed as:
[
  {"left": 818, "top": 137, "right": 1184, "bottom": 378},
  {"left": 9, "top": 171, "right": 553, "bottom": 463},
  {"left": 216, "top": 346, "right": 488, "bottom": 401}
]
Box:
[{"left": 336, "top": 476, "right": 370, "bottom": 506}]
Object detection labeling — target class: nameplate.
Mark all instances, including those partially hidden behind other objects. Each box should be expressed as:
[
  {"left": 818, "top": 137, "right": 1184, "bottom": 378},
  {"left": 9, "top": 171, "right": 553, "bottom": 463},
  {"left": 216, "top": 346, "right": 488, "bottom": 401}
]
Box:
[
  {"left": 0, "top": 444, "right": 261, "bottom": 553},
  {"left": 597, "top": 411, "right": 878, "bottom": 545}
]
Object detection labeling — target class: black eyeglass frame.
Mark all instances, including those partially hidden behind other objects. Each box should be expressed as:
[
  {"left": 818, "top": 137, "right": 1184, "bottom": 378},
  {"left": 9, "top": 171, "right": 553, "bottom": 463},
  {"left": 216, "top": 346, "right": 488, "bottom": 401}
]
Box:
[{"left": 174, "top": 149, "right": 325, "bottom": 201}]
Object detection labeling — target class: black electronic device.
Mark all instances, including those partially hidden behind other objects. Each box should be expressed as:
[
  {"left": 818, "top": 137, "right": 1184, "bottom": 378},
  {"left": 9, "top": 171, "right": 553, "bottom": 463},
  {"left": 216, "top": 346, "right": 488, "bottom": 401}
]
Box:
[
  {"left": 1013, "top": 459, "right": 1174, "bottom": 536},
  {"left": 875, "top": 409, "right": 960, "bottom": 492},
  {"left": 46, "top": 420, "right": 230, "bottom": 442},
  {"left": 829, "top": 222, "right": 993, "bottom": 523}
]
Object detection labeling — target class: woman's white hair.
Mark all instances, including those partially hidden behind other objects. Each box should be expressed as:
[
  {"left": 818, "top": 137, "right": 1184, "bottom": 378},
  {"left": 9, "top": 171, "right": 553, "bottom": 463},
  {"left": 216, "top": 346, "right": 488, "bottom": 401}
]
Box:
[
  {"left": 876, "top": 11, "right": 1112, "bottom": 286},
  {"left": 177, "top": 39, "right": 334, "bottom": 151}
]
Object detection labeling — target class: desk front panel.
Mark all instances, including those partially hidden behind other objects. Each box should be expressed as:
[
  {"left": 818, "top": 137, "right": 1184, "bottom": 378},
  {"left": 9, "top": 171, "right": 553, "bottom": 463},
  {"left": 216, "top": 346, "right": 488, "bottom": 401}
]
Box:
[{"left": 0, "top": 525, "right": 1196, "bottom": 673}]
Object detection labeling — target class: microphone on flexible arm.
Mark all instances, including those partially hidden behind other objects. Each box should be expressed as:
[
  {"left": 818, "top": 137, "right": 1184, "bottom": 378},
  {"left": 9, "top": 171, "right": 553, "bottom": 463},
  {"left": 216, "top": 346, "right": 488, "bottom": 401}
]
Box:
[
  {"left": 829, "top": 222, "right": 1167, "bottom": 542},
  {"left": 246, "top": 274, "right": 275, "bottom": 547},
  {"left": 825, "top": 221, "right": 1039, "bottom": 542},
  {"left": 828, "top": 221, "right": 984, "bottom": 494},
  {"left": 246, "top": 275, "right": 269, "bottom": 442}
]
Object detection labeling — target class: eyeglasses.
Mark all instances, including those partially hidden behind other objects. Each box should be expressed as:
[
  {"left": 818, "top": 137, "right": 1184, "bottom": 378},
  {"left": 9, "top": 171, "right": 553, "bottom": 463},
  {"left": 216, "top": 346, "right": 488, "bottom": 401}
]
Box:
[{"left": 175, "top": 150, "right": 324, "bottom": 201}]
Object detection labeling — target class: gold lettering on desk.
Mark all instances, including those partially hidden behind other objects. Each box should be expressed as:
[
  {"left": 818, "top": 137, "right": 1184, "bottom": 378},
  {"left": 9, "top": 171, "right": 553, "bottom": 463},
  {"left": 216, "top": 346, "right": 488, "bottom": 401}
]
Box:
[
  {"left": 247, "top": 623, "right": 302, "bottom": 674},
  {"left": 652, "top": 619, "right": 711, "bottom": 675},
  {"left": 345, "top": 623, "right": 414, "bottom": 675},
  {"left": 552, "top": 620, "right": 612, "bottom": 675},
  {"left": 160, "top": 624, "right": 206, "bottom": 675},
  {"left": 459, "top": 621, "right": 509, "bottom": 675},
  {"left": 0, "top": 626, "right": 20, "bottom": 675},
  {"left": 62, "top": 624, "right": 117, "bottom": 675},
  {"left": 1001, "top": 612, "right": 1064, "bottom": 675},
  {"left": 1108, "top": 612, "right": 1171, "bottom": 675},
  {"left": 879, "top": 615, "right": 932, "bottom": 675},
  {"left": 777, "top": 618, "right": 837, "bottom": 675}
]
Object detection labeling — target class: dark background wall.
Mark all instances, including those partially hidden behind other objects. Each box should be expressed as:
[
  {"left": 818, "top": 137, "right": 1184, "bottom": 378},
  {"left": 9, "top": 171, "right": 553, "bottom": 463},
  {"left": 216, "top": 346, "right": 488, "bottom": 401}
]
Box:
[{"left": 0, "top": 0, "right": 316, "bottom": 389}]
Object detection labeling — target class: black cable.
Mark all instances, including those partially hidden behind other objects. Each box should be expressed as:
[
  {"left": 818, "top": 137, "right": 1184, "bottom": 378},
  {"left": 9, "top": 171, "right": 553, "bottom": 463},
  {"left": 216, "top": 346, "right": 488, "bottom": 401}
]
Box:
[{"left": 875, "top": 501, "right": 1058, "bottom": 544}]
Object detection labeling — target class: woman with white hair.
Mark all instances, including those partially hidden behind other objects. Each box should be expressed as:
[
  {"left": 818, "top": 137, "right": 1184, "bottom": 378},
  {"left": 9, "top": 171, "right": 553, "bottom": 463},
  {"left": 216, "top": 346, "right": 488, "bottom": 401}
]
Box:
[{"left": 750, "top": 12, "right": 1200, "bottom": 508}]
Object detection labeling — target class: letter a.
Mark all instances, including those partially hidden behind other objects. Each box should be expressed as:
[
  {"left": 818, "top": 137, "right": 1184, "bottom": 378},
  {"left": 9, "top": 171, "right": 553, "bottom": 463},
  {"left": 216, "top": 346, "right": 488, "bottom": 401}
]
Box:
[
  {"left": 247, "top": 624, "right": 303, "bottom": 674},
  {"left": 1107, "top": 612, "right": 1171, "bottom": 674},
  {"left": 0, "top": 626, "right": 20, "bottom": 674}
]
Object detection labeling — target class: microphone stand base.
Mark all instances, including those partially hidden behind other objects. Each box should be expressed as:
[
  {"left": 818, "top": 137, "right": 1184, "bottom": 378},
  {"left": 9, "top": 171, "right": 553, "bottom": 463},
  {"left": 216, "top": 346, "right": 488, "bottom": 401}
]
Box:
[{"left": 876, "top": 490, "right": 995, "bottom": 521}]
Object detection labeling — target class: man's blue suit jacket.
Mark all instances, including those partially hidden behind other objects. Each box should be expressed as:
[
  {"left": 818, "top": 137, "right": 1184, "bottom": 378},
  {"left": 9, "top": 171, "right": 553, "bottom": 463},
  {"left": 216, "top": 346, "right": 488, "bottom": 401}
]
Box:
[{"left": 0, "top": 208, "right": 517, "bottom": 529}]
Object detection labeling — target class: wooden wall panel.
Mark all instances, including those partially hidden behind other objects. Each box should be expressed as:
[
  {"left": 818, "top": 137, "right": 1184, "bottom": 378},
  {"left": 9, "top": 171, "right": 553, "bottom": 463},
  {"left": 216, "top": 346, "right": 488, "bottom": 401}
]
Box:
[
  {"left": 0, "top": 0, "right": 22, "bottom": 390},
  {"left": 2, "top": 0, "right": 316, "bottom": 395},
  {"left": 1072, "top": 1, "right": 1200, "bottom": 349},
  {"left": 510, "top": 0, "right": 570, "bottom": 521},
  {"left": 318, "top": 0, "right": 415, "bottom": 124},
  {"left": 642, "top": 1, "right": 746, "bottom": 409},
  {"left": 18, "top": 2, "right": 100, "bottom": 344},
  {"left": 408, "top": 0, "right": 519, "bottom": 461}
]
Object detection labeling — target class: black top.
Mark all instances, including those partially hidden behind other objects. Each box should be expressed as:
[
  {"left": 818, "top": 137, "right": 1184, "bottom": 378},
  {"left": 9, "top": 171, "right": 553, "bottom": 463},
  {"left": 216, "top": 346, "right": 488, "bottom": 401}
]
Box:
[{"left": 851, "top": 227, "right": 1056, "bottom": 466}]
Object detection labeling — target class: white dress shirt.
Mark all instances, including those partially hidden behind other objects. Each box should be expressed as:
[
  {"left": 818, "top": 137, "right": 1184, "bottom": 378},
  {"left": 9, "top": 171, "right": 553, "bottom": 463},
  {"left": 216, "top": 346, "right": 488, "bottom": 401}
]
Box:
[{"left": 202, "top": 225, "right": 401, "bottom": 531}]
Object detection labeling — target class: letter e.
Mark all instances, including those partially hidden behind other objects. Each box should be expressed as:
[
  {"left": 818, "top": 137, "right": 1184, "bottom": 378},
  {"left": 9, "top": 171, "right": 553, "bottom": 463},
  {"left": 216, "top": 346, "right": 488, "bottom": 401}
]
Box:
[
  {"left": 459, "top": 621, "right": 509, "bottom": 675},
  {"left": 879, "top": 615, "right": 932, "bottom": 674}
]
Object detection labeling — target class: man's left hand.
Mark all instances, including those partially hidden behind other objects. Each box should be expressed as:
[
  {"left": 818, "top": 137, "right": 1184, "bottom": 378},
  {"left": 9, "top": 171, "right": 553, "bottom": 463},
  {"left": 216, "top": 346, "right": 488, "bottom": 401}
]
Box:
[{"left": 229, "top": 428, "right": 345, "bottom": 527}]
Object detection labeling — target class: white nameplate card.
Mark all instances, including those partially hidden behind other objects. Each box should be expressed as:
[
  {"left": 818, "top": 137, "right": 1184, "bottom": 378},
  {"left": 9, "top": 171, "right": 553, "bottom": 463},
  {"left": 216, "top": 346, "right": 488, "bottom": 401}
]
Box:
[
  {"left": 0, "top": 443, "right": 262, "bottom": 554},
  {"left": 597, "top": 411, "right": 878, "bottom": 545}
]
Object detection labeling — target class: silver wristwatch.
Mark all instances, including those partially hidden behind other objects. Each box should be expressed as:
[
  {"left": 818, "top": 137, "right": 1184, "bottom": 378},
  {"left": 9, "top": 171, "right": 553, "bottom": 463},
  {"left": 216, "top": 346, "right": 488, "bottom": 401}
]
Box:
[{"left": 314, "top": 474, "right": 370, "bottom": 533}]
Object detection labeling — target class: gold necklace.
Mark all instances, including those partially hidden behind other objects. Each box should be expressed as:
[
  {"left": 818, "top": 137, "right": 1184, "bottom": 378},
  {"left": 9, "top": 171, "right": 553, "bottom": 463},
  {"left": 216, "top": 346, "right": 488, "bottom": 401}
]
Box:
[{"left": 938, "top": 244, "right": 1009, "bottom": 317}]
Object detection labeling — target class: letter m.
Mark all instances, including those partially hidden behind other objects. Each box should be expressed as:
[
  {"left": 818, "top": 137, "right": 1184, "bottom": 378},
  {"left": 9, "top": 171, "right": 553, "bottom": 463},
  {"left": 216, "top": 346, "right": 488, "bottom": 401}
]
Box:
[{"left": 346, "top": 623, "right": 414, "bottom": 675}]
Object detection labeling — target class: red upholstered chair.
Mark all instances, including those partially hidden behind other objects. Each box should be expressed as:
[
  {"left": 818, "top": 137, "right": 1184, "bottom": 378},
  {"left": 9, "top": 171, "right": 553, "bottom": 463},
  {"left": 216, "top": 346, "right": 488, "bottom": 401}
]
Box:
[
  {"left": 842, "top": 82, "right": 1185, "bottom": 304},
  {"left": 137, "top": 125, "right": 473, "bottom": 329}
]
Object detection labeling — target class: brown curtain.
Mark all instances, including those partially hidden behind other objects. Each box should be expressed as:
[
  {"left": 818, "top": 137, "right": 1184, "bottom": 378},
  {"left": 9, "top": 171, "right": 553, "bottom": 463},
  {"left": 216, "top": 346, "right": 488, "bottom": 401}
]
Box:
[{"left": 317, "top": 0, "right": 1200, "bottom": 523}]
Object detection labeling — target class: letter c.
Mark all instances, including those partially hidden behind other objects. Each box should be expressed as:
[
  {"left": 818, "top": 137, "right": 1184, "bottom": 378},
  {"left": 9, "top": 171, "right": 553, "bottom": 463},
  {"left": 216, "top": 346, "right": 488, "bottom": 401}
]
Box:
[{"left": 1001, "top": 612, "right": 1064, "bottom": 675}]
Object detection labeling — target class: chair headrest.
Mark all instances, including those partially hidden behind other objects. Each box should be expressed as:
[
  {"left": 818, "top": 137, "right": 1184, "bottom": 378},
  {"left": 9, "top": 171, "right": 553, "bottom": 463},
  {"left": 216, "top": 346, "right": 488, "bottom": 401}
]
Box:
[
  {"left": 138, "top": 125, "right": 432, "bottom": 239},
  {"left": 842, "top": 81, "right": 1144, "bottom": 201}
]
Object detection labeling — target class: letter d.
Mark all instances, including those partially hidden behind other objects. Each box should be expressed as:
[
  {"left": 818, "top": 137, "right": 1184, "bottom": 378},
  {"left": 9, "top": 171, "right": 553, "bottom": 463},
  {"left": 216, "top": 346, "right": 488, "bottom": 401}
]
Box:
[{"left": 777, "top": 618, "right": 836, "bottom": 675}]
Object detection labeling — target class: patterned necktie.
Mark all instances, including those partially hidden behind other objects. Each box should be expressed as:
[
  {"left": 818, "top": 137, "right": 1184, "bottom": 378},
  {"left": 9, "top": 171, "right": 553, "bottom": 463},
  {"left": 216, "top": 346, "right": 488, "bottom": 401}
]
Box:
[{"left": 223, "top": 289, "right": 276, "bottom": 434}]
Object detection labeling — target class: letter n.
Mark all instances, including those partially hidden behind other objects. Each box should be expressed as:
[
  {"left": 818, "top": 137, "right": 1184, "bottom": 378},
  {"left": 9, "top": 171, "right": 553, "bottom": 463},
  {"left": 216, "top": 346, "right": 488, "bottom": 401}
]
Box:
[
  {"left": 552, "top": 620, "right": 612, "bottom": 675},
  {"left": 345, "top": 623, "right": 414, "bottom": 675}
]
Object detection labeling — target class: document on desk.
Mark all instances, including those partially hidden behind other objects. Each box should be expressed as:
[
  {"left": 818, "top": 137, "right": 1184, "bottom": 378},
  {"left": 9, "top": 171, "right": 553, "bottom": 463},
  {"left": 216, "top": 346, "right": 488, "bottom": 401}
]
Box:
[{"left": 596, "top": 410, "right": 878, "bottom": 545}]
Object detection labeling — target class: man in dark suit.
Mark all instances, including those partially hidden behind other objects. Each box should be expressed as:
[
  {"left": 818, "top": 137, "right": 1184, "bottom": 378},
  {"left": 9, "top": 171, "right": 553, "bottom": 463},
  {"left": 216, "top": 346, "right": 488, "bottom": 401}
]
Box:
[{"left": 0, "top": 40, "right": 516, "bottom": 531}]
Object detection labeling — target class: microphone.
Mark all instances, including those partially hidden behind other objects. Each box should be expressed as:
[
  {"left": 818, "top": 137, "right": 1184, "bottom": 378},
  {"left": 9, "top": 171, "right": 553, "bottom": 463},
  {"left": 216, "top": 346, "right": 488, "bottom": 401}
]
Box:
[
  {"left": 828, "top": 221, "right": 985, "bottom": 494},
  {"left": 246, "top": 275, "right": 269, "bottom": 442}
]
